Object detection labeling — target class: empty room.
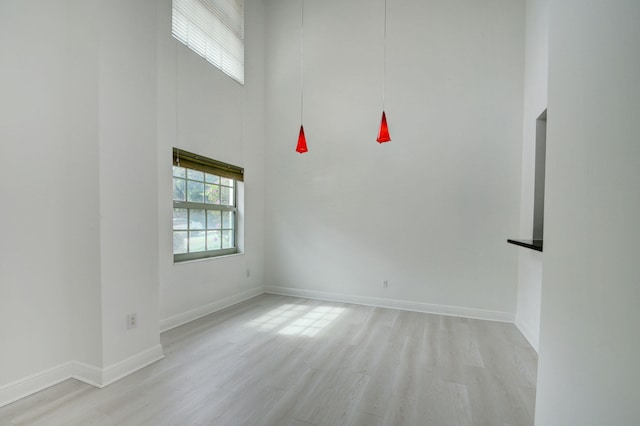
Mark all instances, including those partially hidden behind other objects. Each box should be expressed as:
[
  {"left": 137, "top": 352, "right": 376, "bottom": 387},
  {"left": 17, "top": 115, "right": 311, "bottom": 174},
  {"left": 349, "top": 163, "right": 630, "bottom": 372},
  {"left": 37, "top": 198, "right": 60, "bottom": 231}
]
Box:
[{"left": 1, "top": 0, "right": 638, "bottom": 425}]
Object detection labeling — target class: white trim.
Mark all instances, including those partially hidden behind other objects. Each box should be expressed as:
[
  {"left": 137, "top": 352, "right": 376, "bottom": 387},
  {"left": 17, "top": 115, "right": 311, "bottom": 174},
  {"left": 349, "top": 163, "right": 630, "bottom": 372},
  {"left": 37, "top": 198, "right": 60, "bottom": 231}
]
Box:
[
  {"left": 73, "top": 346, "right": 165, "bottom": 389},
  {"left": 515, "top": 319, "right": 539, "bottom": 353},
  {"left": 265, "top": 285, "right": 515, "bottom": 323},
  {"left": 72, "top": 361, "right": 104, "bottom": 388},
  {"left": 0, "top": 346, "right": 165, "bottom": 408},
  {"left": 0, "top": 362, "right": 73, "bottom": 408},
  {"left": 160, "top": 286, "right": 264, "bottom": 332},
  {"left": 101, "top": 345, "right": 165, "bottom": 387}
]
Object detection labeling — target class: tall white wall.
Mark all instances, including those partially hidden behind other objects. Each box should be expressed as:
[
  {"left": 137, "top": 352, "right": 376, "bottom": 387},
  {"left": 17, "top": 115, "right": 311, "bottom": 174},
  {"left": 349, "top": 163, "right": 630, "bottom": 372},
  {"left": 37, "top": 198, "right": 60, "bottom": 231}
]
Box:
[
  {"left": 67, "top": 0, "right": 103, "bottom": 370},
  {"left": 156, "top": 0, "right": 266, "bottom": 330},
  {"left": 514, "top": 0, "right": 549, "bottom": 352},
  {"left": 98, "top": 0, "right": 161, "bottom": 368},
  {"left": 0, "top": 0, "right": 76, "bottom": 386},
  {"left": 535, "top": 0, "right": 640, "bottom": 424},
  {"left": 0, "top": 0, "right": 163, "bottom": 393},
  {"left": 264, "top": 0, "right": 526, "bottom": 317},
  {"left": 1, "top": 0, "right": 266, "bottom": 404}
]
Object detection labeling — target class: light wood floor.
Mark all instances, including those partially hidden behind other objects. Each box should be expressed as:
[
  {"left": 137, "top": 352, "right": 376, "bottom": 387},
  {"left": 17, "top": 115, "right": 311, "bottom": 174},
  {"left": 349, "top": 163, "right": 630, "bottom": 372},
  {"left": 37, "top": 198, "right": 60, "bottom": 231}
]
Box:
[{"left": 0, "top": 294, "right": 537, "bottom": 426}]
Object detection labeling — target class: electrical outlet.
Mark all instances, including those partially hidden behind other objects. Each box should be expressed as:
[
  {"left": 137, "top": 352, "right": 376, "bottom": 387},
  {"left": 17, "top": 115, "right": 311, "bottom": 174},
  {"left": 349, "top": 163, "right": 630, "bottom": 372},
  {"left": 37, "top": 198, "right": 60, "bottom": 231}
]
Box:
[
  {"left": 383, "top": 280, "right": 389, "bottom": 288},
  {"left": 127, "top": 313, "right": 137, "bottom": 330}
]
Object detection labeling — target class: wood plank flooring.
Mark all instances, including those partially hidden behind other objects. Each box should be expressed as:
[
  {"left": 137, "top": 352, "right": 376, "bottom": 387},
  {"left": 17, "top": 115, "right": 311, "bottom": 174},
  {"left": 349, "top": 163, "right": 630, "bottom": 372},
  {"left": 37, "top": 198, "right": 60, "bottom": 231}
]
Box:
[{"left": 0, "top": 294, "right": 537, "bottom": 425}]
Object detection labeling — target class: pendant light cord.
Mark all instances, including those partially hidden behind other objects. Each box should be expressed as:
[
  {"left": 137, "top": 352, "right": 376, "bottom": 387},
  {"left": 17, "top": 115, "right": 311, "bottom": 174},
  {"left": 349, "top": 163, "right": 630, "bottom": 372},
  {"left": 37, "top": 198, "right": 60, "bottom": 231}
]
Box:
[
  {"left": 382, "top": 0, "right": 387, "bottom": 110},
  {"left": 300, "top": 0, "right": 305, "bottom": 125}
]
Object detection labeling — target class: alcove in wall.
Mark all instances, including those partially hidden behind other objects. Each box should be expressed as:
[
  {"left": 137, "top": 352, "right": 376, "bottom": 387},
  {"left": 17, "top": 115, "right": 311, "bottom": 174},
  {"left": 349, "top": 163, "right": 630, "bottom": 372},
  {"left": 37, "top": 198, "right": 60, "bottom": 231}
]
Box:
[{"left": 508, "top": 108, "right": 547, "bottom": 252}]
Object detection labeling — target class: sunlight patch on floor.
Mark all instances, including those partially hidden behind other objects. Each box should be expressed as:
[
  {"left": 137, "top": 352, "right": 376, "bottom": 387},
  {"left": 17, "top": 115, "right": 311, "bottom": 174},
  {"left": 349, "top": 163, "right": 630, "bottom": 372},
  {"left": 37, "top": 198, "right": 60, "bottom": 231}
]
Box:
[
  {"left": 279, "top": 306, "right": 345, "bottom": 337},
  {"left": 246, "top": 304, "right": 345, "bottom": 337}
]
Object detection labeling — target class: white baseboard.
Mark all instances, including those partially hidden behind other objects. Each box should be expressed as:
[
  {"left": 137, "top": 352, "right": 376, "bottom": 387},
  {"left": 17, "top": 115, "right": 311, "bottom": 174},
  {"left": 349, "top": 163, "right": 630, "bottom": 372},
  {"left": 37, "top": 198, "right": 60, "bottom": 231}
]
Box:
[
  {"left": 160, "top": 286, "right": 264, "bottom": 332},
  {"left": 515, "top": 319, "right": 539, "bottom": 353},
  {"left": 72, "top": 361, "right": 104, "bottom": 388},
  {"left": 265, "top": 285, "right": 515, "bottom": 323},
  {"left": 0, "top": 345, "right": 165, "bottom": 408},
  {"left": 101, "top": 344, "right": 164, "bottom": 387},
  {"left": 0, "top": 362, "right": 73, "bottom": 408}
]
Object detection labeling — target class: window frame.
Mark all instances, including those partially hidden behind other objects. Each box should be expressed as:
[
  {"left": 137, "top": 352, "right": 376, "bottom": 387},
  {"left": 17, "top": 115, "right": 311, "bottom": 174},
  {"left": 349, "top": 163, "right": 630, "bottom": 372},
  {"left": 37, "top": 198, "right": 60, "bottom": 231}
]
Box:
[{"left": 172, "top": 148, "right": 244, "bottom": 262}]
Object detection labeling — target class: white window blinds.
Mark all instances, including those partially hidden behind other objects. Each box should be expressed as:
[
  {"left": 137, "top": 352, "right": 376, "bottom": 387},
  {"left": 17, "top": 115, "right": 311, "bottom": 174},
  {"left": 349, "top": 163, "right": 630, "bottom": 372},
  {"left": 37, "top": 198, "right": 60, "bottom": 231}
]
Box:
[{"left": 172, "top": 0, "right": 245, "bottom": 84}]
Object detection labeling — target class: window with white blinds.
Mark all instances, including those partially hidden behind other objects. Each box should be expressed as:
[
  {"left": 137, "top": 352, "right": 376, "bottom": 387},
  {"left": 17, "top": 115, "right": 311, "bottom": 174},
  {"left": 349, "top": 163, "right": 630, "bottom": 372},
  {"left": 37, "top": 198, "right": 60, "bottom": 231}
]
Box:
[{"left": 172, "top": 0, "right": 245, "bottom": 84}]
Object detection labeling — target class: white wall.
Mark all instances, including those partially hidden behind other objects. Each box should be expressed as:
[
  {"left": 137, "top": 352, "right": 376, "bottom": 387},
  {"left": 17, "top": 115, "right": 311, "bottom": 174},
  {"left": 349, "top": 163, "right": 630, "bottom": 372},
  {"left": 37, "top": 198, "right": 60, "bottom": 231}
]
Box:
[
  {"left": 1, "top": 0, "right": 266, "bottom": 403},
  {"left": 535, "top": 0, "right": 640, "bottom": 424},
  {"left": 0, "top": 0, "right": 165, "bottom": 393},
  {"left": 0, "top": 0, "right": 76, "bottom": 386},
  {"left": 264, "top": 0, "right": 526, "bottom": 318},
  {"left": 67, "top": 0, "right": 103, "bottom": 370},
  {"left": 157, "top": 0, "right": 266, "bottom": 330},
  {"left": 98, "top": 0, "right": 161, "bottom": 368},
  {"left": 514, "top": 0, "right": 549, "bottom": 352}
]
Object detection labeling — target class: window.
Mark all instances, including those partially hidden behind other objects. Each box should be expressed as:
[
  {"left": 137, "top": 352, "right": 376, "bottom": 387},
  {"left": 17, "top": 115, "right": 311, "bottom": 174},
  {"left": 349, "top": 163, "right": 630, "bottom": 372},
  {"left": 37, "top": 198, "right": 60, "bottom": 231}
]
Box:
[
  {"left": 172, "top": 0, "right": 245, "bottom": 84},
  {"left": 173, "top": 148, "right": 244, "bottom": 261}
]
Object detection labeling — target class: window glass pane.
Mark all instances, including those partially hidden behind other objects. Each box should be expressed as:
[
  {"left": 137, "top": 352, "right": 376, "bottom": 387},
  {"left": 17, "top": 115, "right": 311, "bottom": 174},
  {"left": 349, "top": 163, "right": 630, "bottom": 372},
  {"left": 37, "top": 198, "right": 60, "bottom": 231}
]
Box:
[
  {"left": 187, "top": 169, "right": 204, "bottom": 181},
  {"left": 220, "top": 186, "right": 234, "bottom": 206},
  {"left": 207, "top": 230, "right": 221, "bottom": 250},
  {"left": 189, "top": 231, "right": 206, "bottom": 252},
  {"left": 173, "top": 160, "right": 240, "bottom": 261},
  {"left": 207, "top": 210, "right": 221, "bottom": 229},
  {"left": 173, "top": 208, "right": 188, "bottom": 229},
  {"left": 205, "top": 184, "right": 220, "bottom": 204},
  {"left": 190, "top": 209, "right": 205, "bottom": 229},
  {"left": 187, "top": 181, "right": 205, "bottom": 203},
  {"left": 173, "top": 166, "right": 186, "bottom": 178},
  {"left": 173, "top": 231, "right": 188, "bottom": 254},
  {"left": 173, "top": 178, "right": 186, "bottom": 201},
  {"left": 222, "top": 211, "right": 234, "bottom": 229},
  {"left": 222, "top": 230, "right": 234, "bottom": 249},
  {"left": 205, "top": 173, "right": 220, "bottom": 184}
]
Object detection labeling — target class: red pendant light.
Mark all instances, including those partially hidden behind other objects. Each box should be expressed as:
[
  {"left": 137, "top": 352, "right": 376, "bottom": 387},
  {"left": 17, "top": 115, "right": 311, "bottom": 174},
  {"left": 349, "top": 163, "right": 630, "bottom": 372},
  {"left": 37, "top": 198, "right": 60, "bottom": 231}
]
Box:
[
  {"left": 377, "top": 0, "right": 392, "bottom": 144},
  {"left": 377, "top": 111, "right": 391, "bottom": 143},
  {"left": 296, "top": 125, "right": 308, "bottom": 153},
  {"left": 296, "top": 0, "right": 308, "bottom": 154}
]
